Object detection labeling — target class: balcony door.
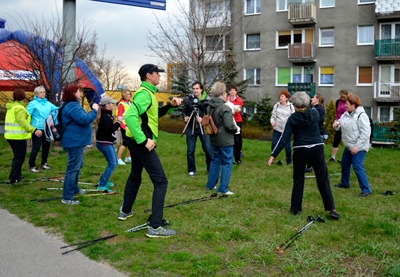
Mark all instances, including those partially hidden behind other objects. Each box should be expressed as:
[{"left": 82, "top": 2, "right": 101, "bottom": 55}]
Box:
[{"left": 379, "top": 65, "right": 400, "bottom": 97}]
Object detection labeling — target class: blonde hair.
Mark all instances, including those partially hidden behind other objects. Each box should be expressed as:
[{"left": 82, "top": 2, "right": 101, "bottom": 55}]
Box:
[
  {"left": 121, "top": 89, "right": 131, "bottom": 100},
  {"left": 211, "top": 82, "right": 226, "bottom": 97},
  {"left": 315, "top": 92, "right": 326, "bottom": 108},
  {"left": 34, "top": 86, "right": 45, "bottom": 95}
]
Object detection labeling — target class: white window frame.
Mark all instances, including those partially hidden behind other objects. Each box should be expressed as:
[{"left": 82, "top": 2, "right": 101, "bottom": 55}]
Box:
[
  {"left": 378, "top": 107, "right": 394, "bottom": 122},
  {"left": 276, "top": 0, "right": 288, "bottom": 12},
  {"left": 245, "top": 0, "right": 261, "bottom": 15},
  {"left": 319, "top": 66, "right": 335, "bottom": 86},
  {"left": 358, "top": 0, "right": 374, "bottom": 5},
  {"left": 379, "top": 23, "right": 400, "bottom": 39},
  {"left": 357, "top": 25, "right": 374, "bottom": 46},
  {"left": 319, "top": 28, "right": 335, "bottom": 47},
  {"left": 205, "top": 35, "right": 229, "bottom": 52},
  {"left": 357, "top": 66, "right": 374, "bottom": 86},
  {"left": 378, "top": 65, "right": 400, "bottom": 97},
  {"left": 244, "top": 33, "right": 261, "bottom": 51},
  {"left": 276, "top": 29, "right": 313, "bottom": 49},
  {"left": 275, "top": 67, "right": 314, "bottom": 86},
  {"left": 244, "top": 68, "right": 261, "bottom": 86},
  {"left": 320, "top": 0, "right": 335, "bottom": 8}
]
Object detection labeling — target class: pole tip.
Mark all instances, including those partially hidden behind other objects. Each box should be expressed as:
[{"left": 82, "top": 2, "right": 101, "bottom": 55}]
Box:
[{"left": 278, "top": 250, "right": 284, "bottom": 254}]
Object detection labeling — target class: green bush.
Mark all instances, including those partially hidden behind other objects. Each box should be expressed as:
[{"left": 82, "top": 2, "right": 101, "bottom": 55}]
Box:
[{"left": 324, "top": 99, "right": 336, "bottom": 145}]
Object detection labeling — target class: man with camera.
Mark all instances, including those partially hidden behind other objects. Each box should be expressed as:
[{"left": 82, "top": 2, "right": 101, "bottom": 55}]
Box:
[{"left": 182, "top": 81, "right": 213, "bottom": 177}]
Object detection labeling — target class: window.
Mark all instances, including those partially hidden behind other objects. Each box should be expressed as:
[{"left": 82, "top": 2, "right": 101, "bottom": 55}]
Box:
[
  {"left": 364, "top": 107, "right": 372, "bottom": 118},
  {"left": 276, "top": 29, "right": 314, "bottom": 48},
  {"left": 320, "top": 0, "right": 335, "bottom": 8},
  {"left": 277, "top": 0, "right": 287, "bottom": 12},
  {"left": 205, "top": 35, "right": 229, "bottom": 51},
  {"left": 379, "top": 65, "right": 400, "bottom": 97},
  {"left": 380, "top": 23, "right": 400, "bottom": 39},
  {"left": 245, "top": 0, "right": 261, "bottom": 14},
  {"left": 357, "top": 66, "right": 373, "bottom": 86},
  {"left": 276, "top": 67, "right": 314, "bottom": 85},
  {"left": 319, "top": 67, "right": 334, "bottom": 85},
  {"left": 358, "top": 0, "right": 374, "bottom": 4},
  {"left": 245, "top": 68, "right": 261, "bottom": 86},
  {"left": 379, "top": 107, "right": 391, "bottom": 122},
  {"left": 206, "top": 1, "right": 230, "bottom": 18},
  {"left": 320, "top": 28, "right": 334, "bottom": 46},
  {"left": 245, "top": 33, "right": 261, "bottom": 50},
  {"left": 358, "top": 25, "right": 374, "bottom": 45}
]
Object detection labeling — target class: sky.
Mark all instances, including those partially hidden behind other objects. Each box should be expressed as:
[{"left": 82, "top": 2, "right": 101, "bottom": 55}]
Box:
[{"left": 0, "top": 0, "right": 187, "bottom": 83}]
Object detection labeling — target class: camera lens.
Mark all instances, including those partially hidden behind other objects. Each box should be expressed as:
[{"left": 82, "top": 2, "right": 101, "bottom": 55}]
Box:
[{"left": 193, "top": 98, "right": 199, "bottom": 104}]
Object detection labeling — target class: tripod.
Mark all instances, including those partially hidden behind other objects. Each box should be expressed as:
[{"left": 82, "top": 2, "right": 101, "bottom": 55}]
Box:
[{"left": 180, "top": 107, "right": 204, "bottom": 138}]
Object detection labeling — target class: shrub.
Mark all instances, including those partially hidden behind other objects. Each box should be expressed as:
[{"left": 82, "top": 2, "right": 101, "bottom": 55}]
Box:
[{"left": 324, "top": 98, "right": 336, "bottom": 145}]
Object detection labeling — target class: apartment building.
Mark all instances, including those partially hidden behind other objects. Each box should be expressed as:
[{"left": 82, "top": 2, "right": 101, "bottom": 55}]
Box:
[{"left": 195, "top": 0, "right": 400, "bottom": 122}]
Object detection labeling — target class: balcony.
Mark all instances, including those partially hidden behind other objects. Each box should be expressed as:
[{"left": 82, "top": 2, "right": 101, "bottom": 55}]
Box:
[
  {"left": 375, "top": 39, "right": 400, "bottom": 60},
  {"left": 288, "top": 82, "right": 316, "bottom": 97},
  {"left": 288, "top": 2, "right": 316, "bottom": 25},
  {"left": 374, "top": 81, "right": 400, "bottom": 102},
  {"left": 288, "top": 43, "right": 316, "bottom": 62},
  {"left": 375, "top": 0, "right": 400, "bottom": 19}
]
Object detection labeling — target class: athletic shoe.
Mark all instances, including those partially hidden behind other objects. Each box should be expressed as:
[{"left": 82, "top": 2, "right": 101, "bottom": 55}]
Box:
[
  {"left": 61, "top": 199, "right": 80, "bottom": 205},
  {"left": 236, "top": 161, "right": 242, "bottom": 165},
  {"left": 118, "top": 159, "right": 126, "bottom": 165},
  {"left": 75, "top": 189, "right": 87, "bottom": 195},
  {"left": 205, "top": 186, "right": 217, "bottom": 190},
  {"left": 329, "top": 158, "right": 336, "bottom": 162},
  {"left": 97, "top": 186, "right": 112, "bottom": 192},
  {"left": 118, "top": 211, "right": 133, "bottom": 221},
  {"left": 124, "top": 157, "right": 132, "bottom": 163},
  {"left": 9, "top": 179, "right": 27, "bottom": 186},
  {"left": 106, "top": 180, "right": 114, "bottom": 187},
  {"left": 41, "top": 163, "right": 53, "bottom": 170},
  {"left": 189, "top": 172, "right": 195, "bottom": 177},
  {"left": 224, "top": 191, "right": 234, "bottom": 195},
  {"left": 286, "top": 162, "right": 292, "bottom": 166},
  {"left": 330, "top": 210, "right": 341, "bottom": 219},
  {"left": 334, "top": 184, "right": 350, "bottom": 189},
  {"left": 146, "top": 226, "right": 176, "bottom": 238},
  {"left": 240, "top": 151, "right": 244, "bottom": 158},
  {"left": 358, "top": 192, "right": 372, "bottom": 197},
  {"left": 305, "top": 168, "right": 313, "bottom": 173},
  {"left": 29, "top": 166, "right": 42, "bottom": 173}
]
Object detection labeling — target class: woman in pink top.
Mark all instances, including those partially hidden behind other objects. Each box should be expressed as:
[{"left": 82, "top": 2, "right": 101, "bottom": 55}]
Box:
[{"left": 330, "top": 89, "right": 348, "bottom": 162}]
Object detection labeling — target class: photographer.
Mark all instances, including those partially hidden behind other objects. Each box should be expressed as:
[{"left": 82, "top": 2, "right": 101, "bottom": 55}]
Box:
[{"left": 182, "top": 81, "right": 213, "bottom": 177}]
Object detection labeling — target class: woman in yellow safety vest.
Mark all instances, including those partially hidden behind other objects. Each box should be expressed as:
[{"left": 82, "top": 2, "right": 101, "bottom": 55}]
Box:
[
  {"left": 116, "top": 89, "right": 132, "bottom": 165},
  {"left": 4, "top": 89, "right": 43, "bottom": 185}
]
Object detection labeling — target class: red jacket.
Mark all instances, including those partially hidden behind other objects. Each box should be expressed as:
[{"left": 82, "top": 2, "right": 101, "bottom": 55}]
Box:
[{"left": 228, "top": 95, "right": 243, "bottom": 123}]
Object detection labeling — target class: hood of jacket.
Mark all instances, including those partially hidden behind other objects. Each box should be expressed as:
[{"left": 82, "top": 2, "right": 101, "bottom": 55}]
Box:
[{"left": 6, "top": 100, "right": 25, "bottom": 110}]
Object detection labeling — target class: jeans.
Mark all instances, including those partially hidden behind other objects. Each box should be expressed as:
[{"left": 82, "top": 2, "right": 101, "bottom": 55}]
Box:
[
  {"left": 96, "top": 143, "right": 118, "bottom": 187},
  {"left": 63, "top": 146, "right": 85, "bottom": 200},
  {"left": 29, "top": 131, "right": 51, "bottom": 167},
  {"left": 340, "top": 148, "right": 372, "bottom": 193},
  {"left": 186, "top": 126, "right": 213, "bottom": 173},
  {"left": 122, "top": 138, "right": 168, "bottom": 228},
  {"left": 271, "top": 130, "right": 292, "bottom": 164},
  {"left": 7, "top": 139, "right": 27, "bottom": 182},
  {"left": 206, "top": 145, "right": 233, "bottom": 193},
  {"left": 233, "top": 122, "right": 243, "bottom": 162}
]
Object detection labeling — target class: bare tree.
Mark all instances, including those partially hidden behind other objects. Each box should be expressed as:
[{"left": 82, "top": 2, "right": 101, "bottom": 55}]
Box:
[{"left": 148, "top": 0, "right": 244, "bottom": 91}]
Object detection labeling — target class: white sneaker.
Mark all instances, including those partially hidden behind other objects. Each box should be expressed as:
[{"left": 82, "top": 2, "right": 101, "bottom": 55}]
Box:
[
  {"left": 224, "top": 191, "right": 234, "bottom": 195},
  {"left": 29, "top": 167, "right": 42, "bottom": 173},
  {"left": 125, "top": 157, "right": 132, "bottom": 163},
  {"left": 188, "top": 172, "right": 195, "bottom": 177},
  {"left": 118, "top": 159, "right": 126, "bottom": 165}
]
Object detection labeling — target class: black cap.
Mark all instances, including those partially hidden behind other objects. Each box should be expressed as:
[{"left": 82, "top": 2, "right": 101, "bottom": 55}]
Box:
[{"left": 138, "top": 64, "right": 165, "bottom": 78}]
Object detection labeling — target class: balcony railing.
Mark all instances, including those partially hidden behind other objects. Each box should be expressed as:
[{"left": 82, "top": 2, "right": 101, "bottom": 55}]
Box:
[
  {"left": 288, "top": 2, "right": 317, "bottom": 25},
  {"left": 374, "top": 81, "right": 400, "bottom": 101},
  {"left": 288, "top": 43, "right": 316, "bottom": 62},
  {"left": 375, "top": 0, "right": 400, "bottom": 19},
  {"left": 288, "top": 82, "right": 316, "bottom": 97},
  {"left": 375, "top": 39, "right": 400, "bottom": 59}
]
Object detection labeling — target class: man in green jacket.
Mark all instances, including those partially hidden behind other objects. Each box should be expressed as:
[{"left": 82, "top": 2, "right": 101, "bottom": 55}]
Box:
[{"left": 118, "top": 64, "right": 182, "bottom": 238}]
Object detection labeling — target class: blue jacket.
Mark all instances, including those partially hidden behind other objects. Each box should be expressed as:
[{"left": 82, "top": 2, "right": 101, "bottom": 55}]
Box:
[
  {"left": 60, "top": 101, "right": 97, "bottom": 148},
  {"left": 26, "top": 96, "right": 59, "bottom": 130}
]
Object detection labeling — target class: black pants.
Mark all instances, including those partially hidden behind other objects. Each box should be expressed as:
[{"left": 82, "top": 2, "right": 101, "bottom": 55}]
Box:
[
  {"left": 332, "top": 130, "right": 342, "bottom": 148},
  {"left": 29, "top": 132, "right": 50, "bottom": 168},
  {"left": 291, "top": 145, "right": 335, "bottom": 213},
  {"left": 233, "top": 121, "right": 243, "bottom": 163},
  {"left": 122, "top": 138, "right": 168, "bottom": 228},
  {"left": 7, "top": 139, "right": 27, "bottom": 182}
]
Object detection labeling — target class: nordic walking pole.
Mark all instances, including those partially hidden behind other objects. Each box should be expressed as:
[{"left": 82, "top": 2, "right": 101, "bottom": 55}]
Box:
[{"left": 40, "top": 188, "right": 108, "bottom": 192}]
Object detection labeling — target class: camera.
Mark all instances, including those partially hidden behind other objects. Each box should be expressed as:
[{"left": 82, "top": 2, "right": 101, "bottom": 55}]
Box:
[{"left": 190, "top": 96, "right": 199, "bottom": 111}]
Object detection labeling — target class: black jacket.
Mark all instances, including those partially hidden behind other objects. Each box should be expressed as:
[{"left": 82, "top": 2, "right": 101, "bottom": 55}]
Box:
[
  {"left": 314, "top": 104, "right": 328, "bottom": 136},
  {"left": 182, "top": 93, "right": 210, "bottom": 130},
  {"left": 96, "top": 109, "right": 121, "bottom": 144},
  {"left": 271, "top": 107, "right": 323, "bottom": 157}
]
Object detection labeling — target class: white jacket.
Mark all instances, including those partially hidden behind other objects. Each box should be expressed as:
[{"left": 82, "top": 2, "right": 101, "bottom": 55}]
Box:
[
  {"left": 334, "top": 106, "right": 371, "bottom": 152},
  {"left": 270, "top": 101, "right": 295, "bottom": 133}
]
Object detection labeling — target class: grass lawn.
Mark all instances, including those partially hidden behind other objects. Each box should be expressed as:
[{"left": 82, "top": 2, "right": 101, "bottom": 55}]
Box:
[{"left": 0, "top": 132, "right": 399, "bottom": 276}]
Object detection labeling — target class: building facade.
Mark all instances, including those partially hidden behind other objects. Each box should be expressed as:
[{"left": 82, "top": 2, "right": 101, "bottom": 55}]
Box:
[{"left": 196, "top": 0, "right": 400, "bottom": 122}]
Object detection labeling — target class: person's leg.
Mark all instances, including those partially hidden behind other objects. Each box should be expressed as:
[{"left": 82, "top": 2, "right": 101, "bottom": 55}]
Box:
[
  {"left": 233, "top": 126, "right": 241, "bottom": 163},
  {"left": 63, "top": 146, "right": 84, "bottom": 200},
  {"left": 96, "top": 143, "right": 118, "bottom": 187},
  {"left": 237, "top": 121, "right": 243, "bottom": 153},
  {"left": 310, "top": 145, "right": 335, "bottom": 211},
  {"left": 117, "top": 145, "right": 126, "bottom": 160},
  {"left": 339, "top": 148, "right": 352, "bottom": 187},
  {"left": 186, "top": 126, "right": 197, "bottom": 173},
  {"left": 217, "top": 146, "right": 234, "bottom": 193},
  {"left": 7, "top": 139, "right": 26, "bottom": 182},
  {"left": 199, "top": 132, "right": 213, "bottom": 172},
  {"left": 271, "top": 130, "right": 281, "bottom": 152},
  {"left": 352, "top": 151, "right": 372, "bottom": 194},
  {"left": 206, "top": 145, "right": 222, "bottom": 190},
  {"left": 291, "top": 148, "right": 308, "bottom": 214},
  {"left": 331, "top": 131, "right": 341, "bottom": 160},
  {"left": 285, "top": 139, "right": 292, "bottom": 164},
  {"left": 41, "top": 135, "right": 51, "bottom": 166},
  {"left": 29, "top": 133, "right": 42, "bottom": 168}
]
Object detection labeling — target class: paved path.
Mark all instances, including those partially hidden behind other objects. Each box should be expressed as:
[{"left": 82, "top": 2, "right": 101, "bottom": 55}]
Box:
[{"left": 0, "top": 208, "right": 126, "bottom": 277}]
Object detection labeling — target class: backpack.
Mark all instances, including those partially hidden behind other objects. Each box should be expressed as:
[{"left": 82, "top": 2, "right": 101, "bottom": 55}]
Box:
[
  {"left": 358, "top": 112, "right": 374, "bottom": 140},
  {"left": 201, "top": 104, "right": 223, "bottom": 135},
  {"left": 44, "top": 103, "right": 70, "bottom": 142}
]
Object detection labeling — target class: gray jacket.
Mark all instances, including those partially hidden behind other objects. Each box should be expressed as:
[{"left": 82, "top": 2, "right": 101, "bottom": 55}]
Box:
[
  {"left": 270, "top": 102, "right": 295, "bottom": 133},
  {"left": 208, "top": 97, "right": 237, "bottom": 147},
  {"left": 334, "top": 106, "right": 371, "bottom": 152}
]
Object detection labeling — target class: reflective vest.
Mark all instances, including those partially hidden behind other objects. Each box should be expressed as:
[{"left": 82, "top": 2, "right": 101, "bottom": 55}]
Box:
[
  {"left": 119, "top": 100, "right": 130, "bottom": 126},
  {"left": 4, "top": 105, "right": 32, "bottom": 140}
]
